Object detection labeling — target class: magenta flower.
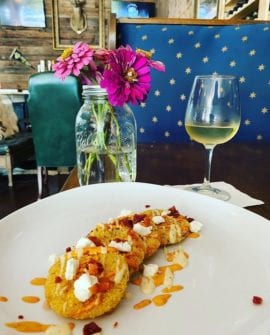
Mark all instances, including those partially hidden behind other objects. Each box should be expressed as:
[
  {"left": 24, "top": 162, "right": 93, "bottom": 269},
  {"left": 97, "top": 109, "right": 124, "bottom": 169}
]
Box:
[
  {"left": 53, "top": 42, "right": 95, "bottom": 81},
  {"left": 100, "top": 45, "right": 154, "bottom": 106}
]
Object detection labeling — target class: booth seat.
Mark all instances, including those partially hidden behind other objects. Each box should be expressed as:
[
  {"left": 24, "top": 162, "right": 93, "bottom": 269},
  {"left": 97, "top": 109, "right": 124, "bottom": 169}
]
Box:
[{"left": 118, "top": 19, "right": 270, "bottom": 143}]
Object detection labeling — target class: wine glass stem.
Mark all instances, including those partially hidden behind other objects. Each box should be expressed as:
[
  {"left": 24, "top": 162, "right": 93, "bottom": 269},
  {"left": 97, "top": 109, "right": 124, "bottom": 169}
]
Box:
[{"left": 203, "top": 146, "right": 215, "bottom": 187}]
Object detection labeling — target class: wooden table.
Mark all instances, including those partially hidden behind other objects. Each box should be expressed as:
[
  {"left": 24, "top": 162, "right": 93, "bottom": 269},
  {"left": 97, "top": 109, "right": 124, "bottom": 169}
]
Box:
[{"left": 62, "top": 142, "right": 270, "bottom": 220}]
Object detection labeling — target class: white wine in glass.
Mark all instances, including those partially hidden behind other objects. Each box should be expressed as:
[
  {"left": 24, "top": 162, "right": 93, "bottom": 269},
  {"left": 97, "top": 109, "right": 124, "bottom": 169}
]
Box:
[{"left": 185, "top": 74, "right": 241, "bottom": 200}]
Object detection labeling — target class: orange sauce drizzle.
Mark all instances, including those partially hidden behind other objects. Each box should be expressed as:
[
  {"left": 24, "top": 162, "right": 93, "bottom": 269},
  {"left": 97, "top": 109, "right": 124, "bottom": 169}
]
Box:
[
  {"left": 152, "top": 294, "right": 171, "bottom": 306},
  {"left": 5, "top": 321, "right": 75, "bottom": 333},
  {"left": 162, "top": 285, "right": 183, "bottom": 293},
  {"left": 189, "top": 232, "right": 200, "bottom": 238},
  {"left": 0, "top": 296, "right": 8, "bottom": 302},
  {"left": 133, "top": 299, "right": 152, "bottom": 310},
  {"left": 5, "top": 321, "right": 50, "bottom": 333},
  {"left": 22, "top": 296, "right": 40, "bottom": 304},
  {"left": 153, "top": 264, "right": 183, "bottom": 287},
  {"left": 30, "top": 277, "right": 46, "bottom": 286}
]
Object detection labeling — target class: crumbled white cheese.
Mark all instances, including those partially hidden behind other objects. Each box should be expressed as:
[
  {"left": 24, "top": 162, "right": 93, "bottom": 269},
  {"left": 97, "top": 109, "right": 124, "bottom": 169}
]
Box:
[
  {"left": 75, "top": 237, "right": 96, "bottom": 249},
  {"left": 65, "top": 258, "right": 79, "bottom": 280},
  {"left": 108, "top": 240, "right": 132, "bottom": 252},
  {"left": 190, "top": 220, "right": 203, "bottom": 233},
  {"left": 74, "top": 273, "right": 98, "bottom": 302},
  {"left": 133, "top": 223, "right": 152, "bottom": 236},
  {"left": 45, "top": 324, "right": 71, "bottom": 335},
  {"left": 152, "top": 216, "right": 165, "bottom": 225},
  {"left": 48, "top": 254, "right": 58, "bottom": 267},
  {"left": 161, "top": 210, "right": 170, "bottom": 216},
  {"left": 119, "top": 209, "right": 133, "bottom": 217},
  {"left": 143, "top": 264, "right": 159, "bottom": 277}
]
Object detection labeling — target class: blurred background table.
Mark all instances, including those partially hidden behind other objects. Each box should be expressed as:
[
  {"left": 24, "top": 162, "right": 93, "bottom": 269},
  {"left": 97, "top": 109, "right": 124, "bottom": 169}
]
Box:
[{"left": 62, "top": 142, "right": 270, "bottom": 220}]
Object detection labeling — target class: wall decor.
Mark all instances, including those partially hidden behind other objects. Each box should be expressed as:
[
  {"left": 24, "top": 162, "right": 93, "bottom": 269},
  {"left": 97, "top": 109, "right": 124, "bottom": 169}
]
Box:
[
  {"left": 0, "top": 0, "right": 46, "bottom": 28},
  {"left": 52, "top": 0, "right": 105, "bottom": 50}
]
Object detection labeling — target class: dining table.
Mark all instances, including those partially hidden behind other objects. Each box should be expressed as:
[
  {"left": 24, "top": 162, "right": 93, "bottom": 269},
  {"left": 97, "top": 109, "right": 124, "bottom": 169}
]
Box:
[{"left": 61, "top": 142, "right": 270, "bottom": 220}]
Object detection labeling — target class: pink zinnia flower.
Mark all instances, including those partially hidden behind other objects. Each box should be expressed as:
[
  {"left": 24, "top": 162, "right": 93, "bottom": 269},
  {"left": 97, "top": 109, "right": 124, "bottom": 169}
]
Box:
[
  {"left": 53, "top": 42, "right": 95, "bottom": 81},
  {"left": 100, "top": 45, "right": 152, "bottom": 106}
]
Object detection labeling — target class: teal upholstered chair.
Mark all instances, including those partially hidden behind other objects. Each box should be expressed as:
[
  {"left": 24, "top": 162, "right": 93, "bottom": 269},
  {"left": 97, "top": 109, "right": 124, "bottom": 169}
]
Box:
[{"left": 27, "top": 72, "right": 81, "bottom": 198}]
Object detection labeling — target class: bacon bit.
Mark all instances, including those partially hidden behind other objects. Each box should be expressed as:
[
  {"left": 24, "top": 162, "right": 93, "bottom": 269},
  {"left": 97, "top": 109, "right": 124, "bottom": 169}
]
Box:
[
  {"left": 252, "top": 296, "right": 263, "bottom": 305},
  {"left": 83, "top": 322, "right": 102, "bottom": 335},
  {"left": 145, "top": 204, "right": 151, "bottom": 208},
  {"left": 18, "top": 315, "right": 24, "bottom": 319},
  {"left": 96, "top": 278, "right": 114, "bottom": 292},
  {"left": 87, "top": 261, "right": 103, "bottom": 275},
  {"left": 88, "top": 236, "right": 103, "bottom": 246},
  {"left": 168, "top": 206, "right": 180, "bottom": 218},
  {"left": 133, "top": 214, "right": 146, "bottom": 223},
  {"left": 185, "top": 216, "right": 194, "bottom": 222},
  {"left": 65, "top": 247, "right": 71, "bottom": 252},
  {"left": 113, "top": 322, "right": 119, "bottom": 328},
  {"left": 133, "top": 299, "right": 152, "bottom": 310},
  {"left": 119, "top": 217, "right": 133, "bottom": 228},
  {"left": 55, "top": 276, "right": 62, "bottom": 283}
]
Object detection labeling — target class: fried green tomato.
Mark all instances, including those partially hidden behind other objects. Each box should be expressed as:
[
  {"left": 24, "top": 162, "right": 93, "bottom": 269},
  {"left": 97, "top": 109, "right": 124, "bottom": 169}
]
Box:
[
  {"left": 142, "top": 206, "right": 191, "bottom": 246},
  {"left": 44, "top": 246, "right": 129, "bottom": 320},
  {"left": 88, "top": 221, "right": 146, "bottom": 273}
]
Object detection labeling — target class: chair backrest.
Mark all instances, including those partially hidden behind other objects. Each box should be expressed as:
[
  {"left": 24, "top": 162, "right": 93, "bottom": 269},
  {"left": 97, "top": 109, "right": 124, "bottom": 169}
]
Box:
[
  {"left": 27, "top": 72, "right": 81, "bottom": 167},
  {"left": 118, "top": 19, "right": 270, "bottom": 143}
]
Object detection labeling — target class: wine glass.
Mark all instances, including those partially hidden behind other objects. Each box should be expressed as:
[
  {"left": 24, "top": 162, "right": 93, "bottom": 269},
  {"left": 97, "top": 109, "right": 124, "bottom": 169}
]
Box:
[{"left": 184, "top": 74, "right": 241, "bottom": 201}]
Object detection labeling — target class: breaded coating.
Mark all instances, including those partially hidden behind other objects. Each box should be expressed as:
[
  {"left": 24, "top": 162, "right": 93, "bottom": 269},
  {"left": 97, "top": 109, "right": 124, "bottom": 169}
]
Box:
[
  {"left": 45, "top": 246, "right": 129, "bottom": 320},
  {"left": 88, "top": 222, "right": 146, "bottom": 272},
  {"left": 142, "top": 206, "right": 191, "bottom": 246}
]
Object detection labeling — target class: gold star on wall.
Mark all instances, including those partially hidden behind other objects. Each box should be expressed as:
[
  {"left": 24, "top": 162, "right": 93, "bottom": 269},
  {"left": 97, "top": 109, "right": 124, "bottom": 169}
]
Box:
[
  {"left": 261, "top": 107, "right": 268, "bottom": 114},
  {"left": 169, "top": 78, "right": 176, "bottom": 85},
  {"left": 258, "top": 64, "right": 265, "bottom": 71},
  {"left": 185, "top": 67, "right": 192, "bottom": 74},
  {"left": 249, "top": 49, "right": 256, "bottom": 56},
  {"left": 166, "top": 105, "right": 172, "bottom": 112},
  {"left": 176, "top": 52, "right": 183, "bottom": 59},
  {"left": 239, "top": 76, "right": 246, "bottom": 83},
  {"left": 168, "top": 38, "right": 174, "bottom": 44},
  {"left": 152, "top": 116, "right": 158, "bottom": 123},
  {"left": 230, "top": 60, "right": 236, "bottom": 67},
  {"left": 202, "top": 57, "right": 209, "bottom": 63},
  {"left": 249, "top": 92, "right": 256, "bottom": 99},
  {"left": 154, "top": 90, "right": 161, "bottom": 96},
  {"left": 179, "top": 94, "right": 186, "bottom": 101},
  {"left": 244, "top": 119, "right": 251, "bottom": 125},
  {"left": 194, "top": 43, "right": 201, "bottom": 48},
  {"left": 140, "top": 102, "right": 146, "bottom": 108},
  {"left": 164, "top": 131, "right": 170, "bottom": 137},
  {"left": 139, "top": 128, "right": 145, "bottom": 133}
]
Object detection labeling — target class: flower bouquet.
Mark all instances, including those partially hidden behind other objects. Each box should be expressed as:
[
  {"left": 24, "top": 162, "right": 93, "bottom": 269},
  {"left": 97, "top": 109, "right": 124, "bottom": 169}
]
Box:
[{"left": 53, "top": 42, "right": 165, "bottom": 185}]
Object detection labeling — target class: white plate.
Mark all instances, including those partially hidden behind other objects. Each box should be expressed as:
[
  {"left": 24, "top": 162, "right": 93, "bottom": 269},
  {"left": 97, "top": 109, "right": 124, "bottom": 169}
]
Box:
[{"left": 1, "top": 182, "right": 270, "bottom": 335}]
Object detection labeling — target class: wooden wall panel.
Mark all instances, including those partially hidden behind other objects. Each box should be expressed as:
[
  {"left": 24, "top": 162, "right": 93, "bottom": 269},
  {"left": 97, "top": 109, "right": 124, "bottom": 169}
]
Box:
[{"left": 0, "top": 0, "right": 111, "bottom": 90}]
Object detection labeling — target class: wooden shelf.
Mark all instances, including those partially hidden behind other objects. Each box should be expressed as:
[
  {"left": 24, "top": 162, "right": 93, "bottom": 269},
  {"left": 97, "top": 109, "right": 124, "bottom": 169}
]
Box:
[{"left": 218, "top": 0, "right": 270, "bottom": 19}]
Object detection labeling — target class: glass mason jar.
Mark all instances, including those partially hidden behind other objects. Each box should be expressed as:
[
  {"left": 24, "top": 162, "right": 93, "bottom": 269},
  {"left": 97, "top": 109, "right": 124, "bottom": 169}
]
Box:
[{"left": 75, "top": 85, "right": 137, "bottom": 185}]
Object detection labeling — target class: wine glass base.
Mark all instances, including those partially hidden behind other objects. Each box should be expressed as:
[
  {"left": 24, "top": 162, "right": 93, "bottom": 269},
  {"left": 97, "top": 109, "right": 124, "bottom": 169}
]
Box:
[{"left": 185, "top": 184, "right": 231, "bottom": 201}]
